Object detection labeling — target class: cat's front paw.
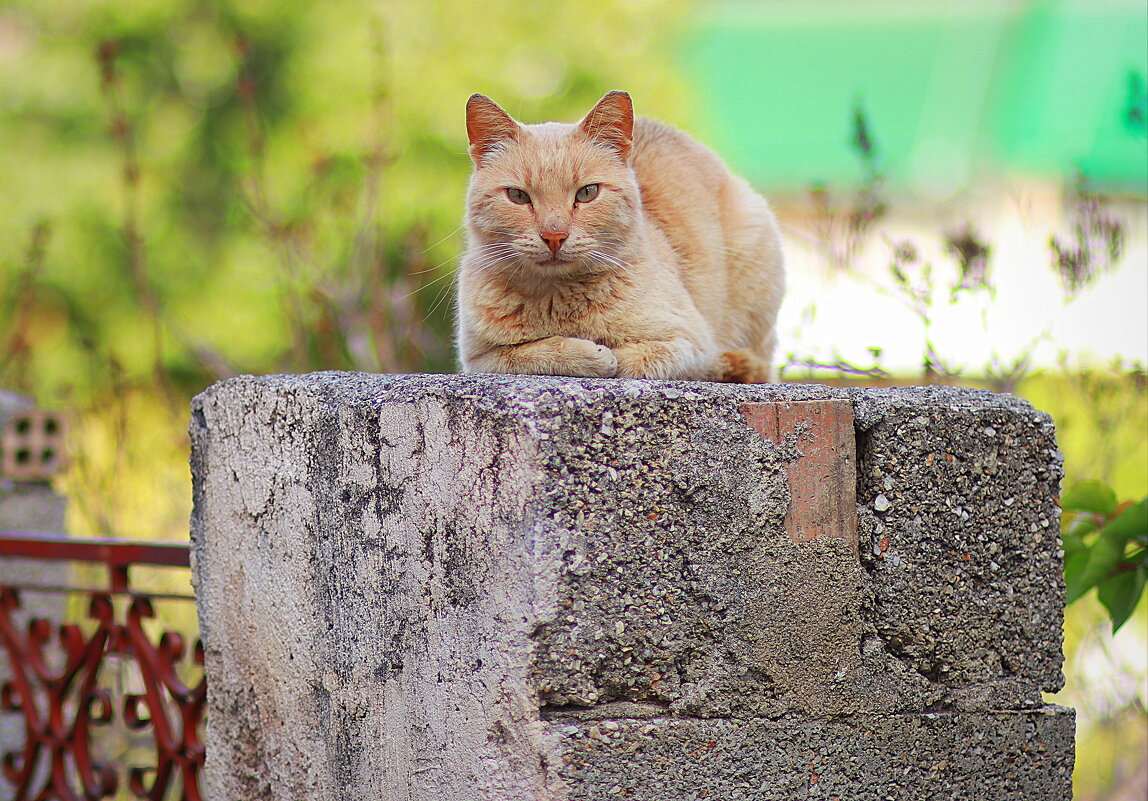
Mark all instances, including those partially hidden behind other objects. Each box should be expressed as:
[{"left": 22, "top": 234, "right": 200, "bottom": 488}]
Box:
[
  {"left": 612, "top": 339, "right": 695, "bottom": 379},
  {"left": 467, "top": 336, "right": 618, "bottom": 377},
  {"left": 555, "top": 337, "right": 618, "bottom": 378}
]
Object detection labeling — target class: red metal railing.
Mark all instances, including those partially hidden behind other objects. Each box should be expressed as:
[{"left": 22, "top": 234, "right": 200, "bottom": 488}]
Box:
[{"left": 0, "top": 532, "right": 203, "bottom": 801}]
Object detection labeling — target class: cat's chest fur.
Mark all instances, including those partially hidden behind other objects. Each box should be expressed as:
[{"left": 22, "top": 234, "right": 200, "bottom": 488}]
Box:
[{"left": 468, "top": 270, "right": 639, "bottom": 345}]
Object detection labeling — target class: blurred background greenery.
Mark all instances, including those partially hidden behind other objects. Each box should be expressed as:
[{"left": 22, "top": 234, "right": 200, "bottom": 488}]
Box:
[{"left": 0, "top": 0, "right": 1145, "bottom": 798}]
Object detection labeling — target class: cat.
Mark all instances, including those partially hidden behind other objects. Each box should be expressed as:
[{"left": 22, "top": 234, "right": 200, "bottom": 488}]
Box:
[{"left": 456, "top": 91, "right": 785, "bottom": 382}]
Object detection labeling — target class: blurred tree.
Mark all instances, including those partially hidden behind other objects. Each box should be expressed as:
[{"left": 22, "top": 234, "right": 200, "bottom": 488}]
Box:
[{"left": 0, "top": 0, "right": 693, "bottom": 402}]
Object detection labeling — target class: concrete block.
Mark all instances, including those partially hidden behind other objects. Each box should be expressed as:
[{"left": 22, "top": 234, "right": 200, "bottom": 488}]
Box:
[
  {"left": 552, "top": 706, "right": 1074, "bottom": 800},
  {"left": 854, "top": 391, "right": 1065, "bottom": 692},
  {"left": 190, "top": 373, "right": 1069, "bottom": 800}
]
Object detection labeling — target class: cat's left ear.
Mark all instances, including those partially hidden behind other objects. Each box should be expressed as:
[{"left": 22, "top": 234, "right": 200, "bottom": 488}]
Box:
[
  {"left": 466, "top": 94, "right": 521, "bottom": 167},
  {"left": 579, "top": 91, "right": 633, "bottom": 162}
]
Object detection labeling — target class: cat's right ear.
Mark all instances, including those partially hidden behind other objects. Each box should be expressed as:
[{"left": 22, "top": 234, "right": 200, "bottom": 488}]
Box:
[
  {"left": 466, "top": 94, "right": 520, "bottom": 167},
  {"left": 579, "top": 91, "right": 634, "bottom": 162}
]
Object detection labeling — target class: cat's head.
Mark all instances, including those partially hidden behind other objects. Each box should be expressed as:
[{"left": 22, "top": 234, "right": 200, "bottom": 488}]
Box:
[{"left": 463, "top": 91, "right": 640, "bottom": 277}]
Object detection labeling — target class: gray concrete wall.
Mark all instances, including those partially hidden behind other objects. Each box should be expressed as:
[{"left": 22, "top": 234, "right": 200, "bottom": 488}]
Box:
[{"left": 191, "top": 373, "right": 1073, "bottom": 800}]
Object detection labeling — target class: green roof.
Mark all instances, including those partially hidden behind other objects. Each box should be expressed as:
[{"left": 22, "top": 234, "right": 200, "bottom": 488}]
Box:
[{"left": 682, "top": 0, "right": 1148, "bottom": 193}]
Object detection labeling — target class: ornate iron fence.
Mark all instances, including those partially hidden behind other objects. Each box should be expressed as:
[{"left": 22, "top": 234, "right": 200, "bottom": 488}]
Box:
[{"left": 0, "top": 532, "right": 203, "bottom": 801}]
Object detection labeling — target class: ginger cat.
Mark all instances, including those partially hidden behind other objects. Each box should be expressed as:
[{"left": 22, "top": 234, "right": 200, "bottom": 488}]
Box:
[{"left": 457, "top": 91, "right": 785, "bottom": 382}]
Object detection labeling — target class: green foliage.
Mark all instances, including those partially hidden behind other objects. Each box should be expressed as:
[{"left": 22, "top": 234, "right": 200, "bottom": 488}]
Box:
[
  {"left": 1062, "top": 480, "right": 1148, "bottom": 633},
  {"left": 0, "top": 0, "right": 693, "bottom": 404}
]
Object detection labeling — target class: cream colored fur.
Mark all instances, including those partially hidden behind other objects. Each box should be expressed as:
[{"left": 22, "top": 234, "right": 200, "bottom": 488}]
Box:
[{"left": 457, "top": 91, "right": 785, "bottom": 382}]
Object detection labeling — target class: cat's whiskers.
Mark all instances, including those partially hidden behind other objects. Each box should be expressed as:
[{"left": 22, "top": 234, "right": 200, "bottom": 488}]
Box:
[
  {"left": 585, "top": 234, "right": 639, "bottom": 264},
  {"left": 421, "top": 223, "right": 466, "bottom": 254},
  {"left": 426, "top": 281, "right": 457, "bottom": 319},
  {"left": 419, "top": 243, "right": 524, "bottom": 315},
  {"left": 401, "top": 243, "right": 520, "bottom": 306},
  {"left": 468, "top": 242, "right": 527, "bottom": 274},
  {"left": 396, "top": 248, "right": 473, "bottom": 303},
  {"left": 471, "top": 241, "right": 521, "bottom": 257},
  {"left": 586, "top": 250, "right": 632, "bottom": 274}
]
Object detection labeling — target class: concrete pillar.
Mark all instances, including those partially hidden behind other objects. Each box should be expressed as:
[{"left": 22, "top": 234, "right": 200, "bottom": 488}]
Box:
[{"left": 191, "top": 373, "right": 1073, "bottom": 800}]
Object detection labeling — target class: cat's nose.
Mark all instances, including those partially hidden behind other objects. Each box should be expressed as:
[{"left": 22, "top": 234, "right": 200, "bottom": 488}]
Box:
[{"left": 541, "top": 230, "right": 568, "bottom": 256}]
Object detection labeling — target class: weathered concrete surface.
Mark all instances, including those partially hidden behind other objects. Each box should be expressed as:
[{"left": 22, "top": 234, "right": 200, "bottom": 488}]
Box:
[
  {"left": 552, "top": 706, "right": 1075, "bottom": 800},
  {"left": 191, "top": 373, "right": 1070, "bottom": 800}
]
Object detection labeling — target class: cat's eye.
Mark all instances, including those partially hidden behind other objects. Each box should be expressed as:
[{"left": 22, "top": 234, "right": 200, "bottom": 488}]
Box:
[
  {"left": 575, "top": 184, "right": 600, "bottom": 203},
  {"left": 506, "top": 187, "right": 532, "bottom": 205}
]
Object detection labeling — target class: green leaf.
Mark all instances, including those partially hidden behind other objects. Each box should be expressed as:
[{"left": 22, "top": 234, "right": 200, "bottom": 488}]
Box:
[
  {"left": 1097, "top": 566, "right": 1148, "bottom": 633},
  {"left": 1062, "top": 509, "right": 1100, "bottom": 539},
  {"left": 1067, "top": 529, "right": 1129, "bottom": 604},
  {"left": 1061, "top": 529, "right": 1085, "bottom": 560},
  {"left": 1102, "top": 498, "right": 1148, "bottom": 550},
  {"left": 1060, "top": 481, "right": 1118, "bottom": 515},
  {"left": 1063, "top": 549, "right": 1092, "bottom": 603},
  {"left": 1064, "top": 498, "right": 1148, "bottom": 604}
]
